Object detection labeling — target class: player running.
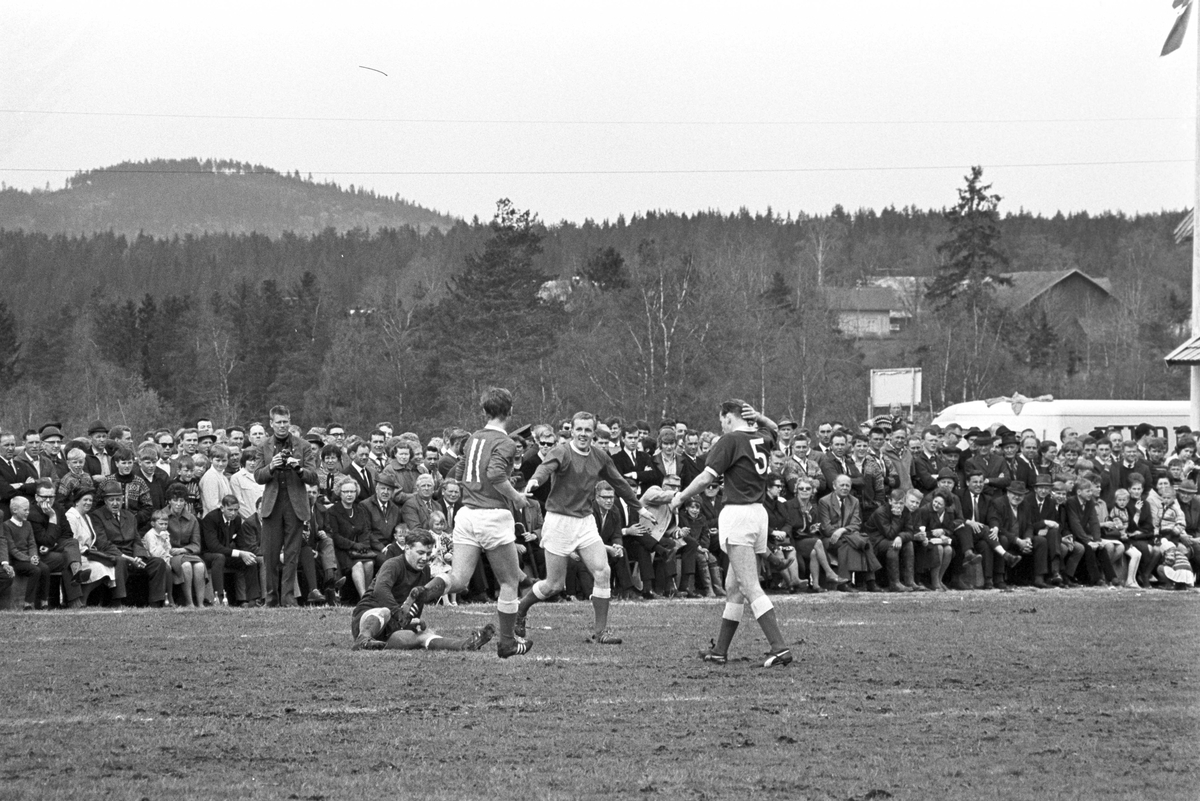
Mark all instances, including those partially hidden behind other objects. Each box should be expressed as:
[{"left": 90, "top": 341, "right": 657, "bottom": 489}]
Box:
[
  {"left": 670, "top": 400, "right": 793, "bottom": 668},
  {"left": 350, "top": 529, "right": 495, "bottom": 652},
  {"left": 435, "top": 386, "right": 533, "bottom": 659},
  {"left": 519, "top": 411, "right": 646, "bottom": 645}
]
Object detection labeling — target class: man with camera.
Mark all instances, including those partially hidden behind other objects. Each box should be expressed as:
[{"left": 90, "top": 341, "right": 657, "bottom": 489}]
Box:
[{"left": 254, "top": 405, "right": 318, "bottom": 607}]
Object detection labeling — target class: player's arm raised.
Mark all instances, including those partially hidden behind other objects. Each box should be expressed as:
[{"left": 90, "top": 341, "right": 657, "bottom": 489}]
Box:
[
  {"left": 742, "top": 403, "right": 778, "bottom": 435},
  {"left": 525, "top": 445, "right": 563, "bottom": 496},
  {"left": 487, "top": 440, "right": 527, "bottom": 510}
]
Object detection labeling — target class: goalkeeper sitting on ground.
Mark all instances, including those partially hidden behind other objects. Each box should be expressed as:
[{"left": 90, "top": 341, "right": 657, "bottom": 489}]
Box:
[{"left": 351, "top": 528, "right": 494, "bottom": 652}]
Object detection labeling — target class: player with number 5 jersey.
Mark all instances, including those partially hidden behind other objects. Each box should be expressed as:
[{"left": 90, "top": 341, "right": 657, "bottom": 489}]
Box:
[{"left": 671, "top": 400, "right": 793, "bottom": 668}]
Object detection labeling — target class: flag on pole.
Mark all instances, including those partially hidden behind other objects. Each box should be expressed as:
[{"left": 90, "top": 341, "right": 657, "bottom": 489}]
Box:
[{"left": 1162, "top": 0, "right": 1193, "bottom": 56}]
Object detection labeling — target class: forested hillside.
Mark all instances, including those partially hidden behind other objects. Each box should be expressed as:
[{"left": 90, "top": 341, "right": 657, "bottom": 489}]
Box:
[
  {"left": 0, "top": 177, "right": 1189, "bottom": 438},
  {"left": 0, "top": 159, "right": 457, "bottom": 239}
]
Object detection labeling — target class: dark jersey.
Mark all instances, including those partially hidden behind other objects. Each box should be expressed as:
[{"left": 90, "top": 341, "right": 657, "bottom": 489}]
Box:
[
  {"left": 455, "top": 425, "right": 520, "bottom": 511},
  {"left": 703, "top": 428, "right": 776, "bottom": 505},
  {"left": 351, "top": 555, "right": 431, "bottom": 635}
]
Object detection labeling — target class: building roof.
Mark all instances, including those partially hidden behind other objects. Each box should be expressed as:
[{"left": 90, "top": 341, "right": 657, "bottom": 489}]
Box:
[
  {"left": 992, "top": 269, "right": 1113, "bottom": 309},
  {"left": 823, "top": 286, "right": 906, "bottom": 312},
  {"left": 1177, "top": 210, "right": 1193, "bottom": 244},
  {"left": 1165, "top": 333, "right": 1200, "bottom": 366}
]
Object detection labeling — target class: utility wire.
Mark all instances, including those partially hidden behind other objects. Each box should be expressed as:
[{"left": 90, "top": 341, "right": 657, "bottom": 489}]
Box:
[
  {"left": 0, "top": 108, "right": 1191, "bottom": 127},
  {"left": 0, "top": 159, "right": 1190, "bottom": 177}
]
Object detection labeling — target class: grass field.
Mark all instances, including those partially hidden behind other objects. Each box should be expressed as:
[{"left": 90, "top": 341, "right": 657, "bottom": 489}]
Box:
[{"left": 1, "top": 589, "right": 1198, "bottom": 801}]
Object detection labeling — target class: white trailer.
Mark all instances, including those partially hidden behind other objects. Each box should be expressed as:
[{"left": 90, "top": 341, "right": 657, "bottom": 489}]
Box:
[{"left": 930, "top": 398, "right": 1190, "bottom": 447}]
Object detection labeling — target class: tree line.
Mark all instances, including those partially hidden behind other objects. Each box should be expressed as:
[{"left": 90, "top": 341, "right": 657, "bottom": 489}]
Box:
[{"left": 0, "top": 175, "right": 1190, "bottom": 437}]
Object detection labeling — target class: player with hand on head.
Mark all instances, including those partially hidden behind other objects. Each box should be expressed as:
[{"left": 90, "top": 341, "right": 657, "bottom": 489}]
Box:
[
  {"left": 670, "top": 400, "right": 793, "bottom": 667},
  {"left": 350, "top": 528, "right": 495, "bottom": 652},
  {"left": 519, "top": 411, "right": 647, "bottom": 645}
]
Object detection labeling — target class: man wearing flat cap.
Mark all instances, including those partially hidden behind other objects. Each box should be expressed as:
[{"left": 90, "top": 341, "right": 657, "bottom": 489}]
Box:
[
  {"left": 980, "top": 480, "right": 1031, "bottom": 590},
  {"left": 38, "top": 425, "right": 68, "bottom": 479},
  {"left": 92, "top": 479, "right": 169, "bottom": 606},
  {"left": 84, "top": 420, "right": 112, "bottom": 481}
]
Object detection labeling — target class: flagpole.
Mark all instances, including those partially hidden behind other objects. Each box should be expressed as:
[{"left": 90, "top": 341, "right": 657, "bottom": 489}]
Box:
[{"left": 1193, "top": 12, "right": 1200, "bottom": 430}]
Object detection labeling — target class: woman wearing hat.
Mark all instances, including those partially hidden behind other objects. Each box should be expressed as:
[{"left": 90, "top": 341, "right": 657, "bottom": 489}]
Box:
[{"left": 64, "top": 486, "right": 117, "bottom": 601}]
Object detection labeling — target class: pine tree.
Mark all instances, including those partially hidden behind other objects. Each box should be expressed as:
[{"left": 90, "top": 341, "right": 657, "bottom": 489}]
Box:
[
  {"left": 425, "top": 199, "right": 565, "bottom": 419},
  {"left": 925, "top": 166, "right": 1010, "bottom": 310}
]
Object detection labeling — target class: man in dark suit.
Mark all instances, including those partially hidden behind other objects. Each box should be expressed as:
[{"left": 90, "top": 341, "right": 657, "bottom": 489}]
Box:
[
  {"left": 954, "top": 471, "right": 992, "bottom": 590},
  {"left": 38, "top": 425, "right": 69, "bottom": 479},
  {"left": 1101, "top": 441, "right": 1152, "bottom": 507},
  {"left": 1064, "top": 478, "right": 1118, "bottom": 586},
  {"left": 253, "top": 405, "right": 318, "bottom": 607},
  {"left": 0, "top": 432, "right": 37, "bottom": 516},
  {"left": 200, "top": 495, "right": 261, "bottom": 605},
  {"left": 1023, "top": 474, "right": 1065, "bottom": 586},
  {"left": 611, "top": 429, "right": 659, "bottom": 495},
  {"left": 985, "top": 482, "right": 1043, "bottom": 589},
  {"left": 593, "top": 480, "right": 636, "bottom": 599},
  {"left": 83, "top": 420, "right": 113, "bottom": 480},
  {"left": 28, "top": 479, "right": 88, "bottom": 607},
  {"left": 910, "top": 428, "right": 943, "bottom": 494},
  {"left": 92, "top": 480, "right": 168, "bottom": 606},
  {"left": 818, "top": 433, "right": 860, "bottom": 500},
  {"left": 18, "top": 430, "right": 56, "bottom": 486},
  {"left": 362, "top": 472, "right": 404, "bottom": 565}
]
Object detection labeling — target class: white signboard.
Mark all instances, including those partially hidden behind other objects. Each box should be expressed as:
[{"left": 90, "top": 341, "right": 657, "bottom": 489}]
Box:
[{"left": 870, "top": 368, "right": 922, "bottom": 409}]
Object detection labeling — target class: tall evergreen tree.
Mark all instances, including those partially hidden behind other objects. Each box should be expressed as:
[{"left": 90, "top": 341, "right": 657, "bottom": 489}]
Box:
[
  {"left": 925, "top": 166, "right": 1010, "bottom": 310},
  {"left": 425, "top": 199, "right": 565, "bottom": 420}
]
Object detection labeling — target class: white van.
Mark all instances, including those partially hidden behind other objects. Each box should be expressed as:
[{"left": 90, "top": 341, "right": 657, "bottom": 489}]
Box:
[{"left": 930, "top": 398, "right": 1190, "bottom": 447}]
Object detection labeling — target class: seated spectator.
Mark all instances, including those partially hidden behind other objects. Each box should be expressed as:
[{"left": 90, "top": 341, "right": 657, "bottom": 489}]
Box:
[
  {"left": 781, "top": 477, "right": 836, "bottom": 592},
  {"left": 914, "top": 488, "right": 956, "bottom": 591},
  {"left": 27, "top": 478, "right": 90, "bottom": 608},
  {"left": 401, "top": 473, "right": 439, "bottom": 530},
  {"left": 328, "top": 476, "right": 376, "bottom": 598},
  {"left": 200, "top": 493, "right": 261, "bottom": 606},
  {"left": 199, "top": 445, "right": 234, "bottom": 517},
  {"left": 64, "top": 486, "right": 117, "bottom": 603},
  {"left": 162, "top": 486, "right": 207, "bottom": 607},
  {"left": 3, "top": 498, "right": 51, "bottom": 610},
  {"left": 864, "top": 488, "right": 916, "bottom": 592},
  {"left": 818, "top": 474, "right": 881, "bottom": 592},
  {"left": 93, "top": 479, "right": 169, "bottom": 607},
  {"left": 1103, "top": 488, "right": 1142, "bottom": 588}
]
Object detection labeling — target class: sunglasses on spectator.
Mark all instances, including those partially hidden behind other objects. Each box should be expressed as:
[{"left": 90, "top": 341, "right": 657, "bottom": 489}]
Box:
[
  {"left": 797, "top": 486, "right": 813, "bottom": 492},
  {"left": 158, "top": 440, "right": 174, "bottom": 447},
  {"left": 538, "top": 439, "right": 556, "bottom": 447}
]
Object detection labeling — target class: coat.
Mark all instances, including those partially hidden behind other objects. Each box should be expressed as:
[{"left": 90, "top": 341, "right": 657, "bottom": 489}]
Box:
[{"left": 253, "top": 433, "right": 318, "bottom": 522}]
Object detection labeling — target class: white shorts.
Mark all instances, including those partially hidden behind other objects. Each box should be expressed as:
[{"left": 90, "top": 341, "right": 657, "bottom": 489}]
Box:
[
  {"left": 718, "top": 504, "right": 769, "bottom": 555},
  {"left": 452, "top": 507, "right": 517, "bottom": 551},
  {"left": 541, "top": 512, "right": 603, "bottom": 557}
]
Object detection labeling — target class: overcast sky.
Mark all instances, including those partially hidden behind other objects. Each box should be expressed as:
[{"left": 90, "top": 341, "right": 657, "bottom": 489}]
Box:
[{"left": 2, "top": 1, "right": 1196, "bottom": 223}]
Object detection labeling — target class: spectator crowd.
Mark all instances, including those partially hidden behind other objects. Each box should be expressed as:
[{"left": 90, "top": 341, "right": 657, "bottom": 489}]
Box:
[{"left": 2, "top": 407, "right": 1198, "bottom": 612}]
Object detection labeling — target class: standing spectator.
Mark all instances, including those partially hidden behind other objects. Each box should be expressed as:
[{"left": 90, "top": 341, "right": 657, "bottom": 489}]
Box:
[
  {"left": 254, "top": 405, "right": 318, "bottom": 608},
  {"left": 199, "top": 445, "right": 234, "bottom": 516},
  {"left": 18, "top": 430, "right": 54, "bottom": 484},
  {"left": 135, "top": 443, "right": 171, "bottom": 515},
  {"left": 40, "top": 425, "right": 69, "bottom": 479},
  {"left": 0, "top": 431, "right": 37, "bottom": 510},
  {"left": 229, "top": 448, "right": 264, "bottom": 519},
  {"left": 84, "top": 420, "right": 112, "bottom": 480}
]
